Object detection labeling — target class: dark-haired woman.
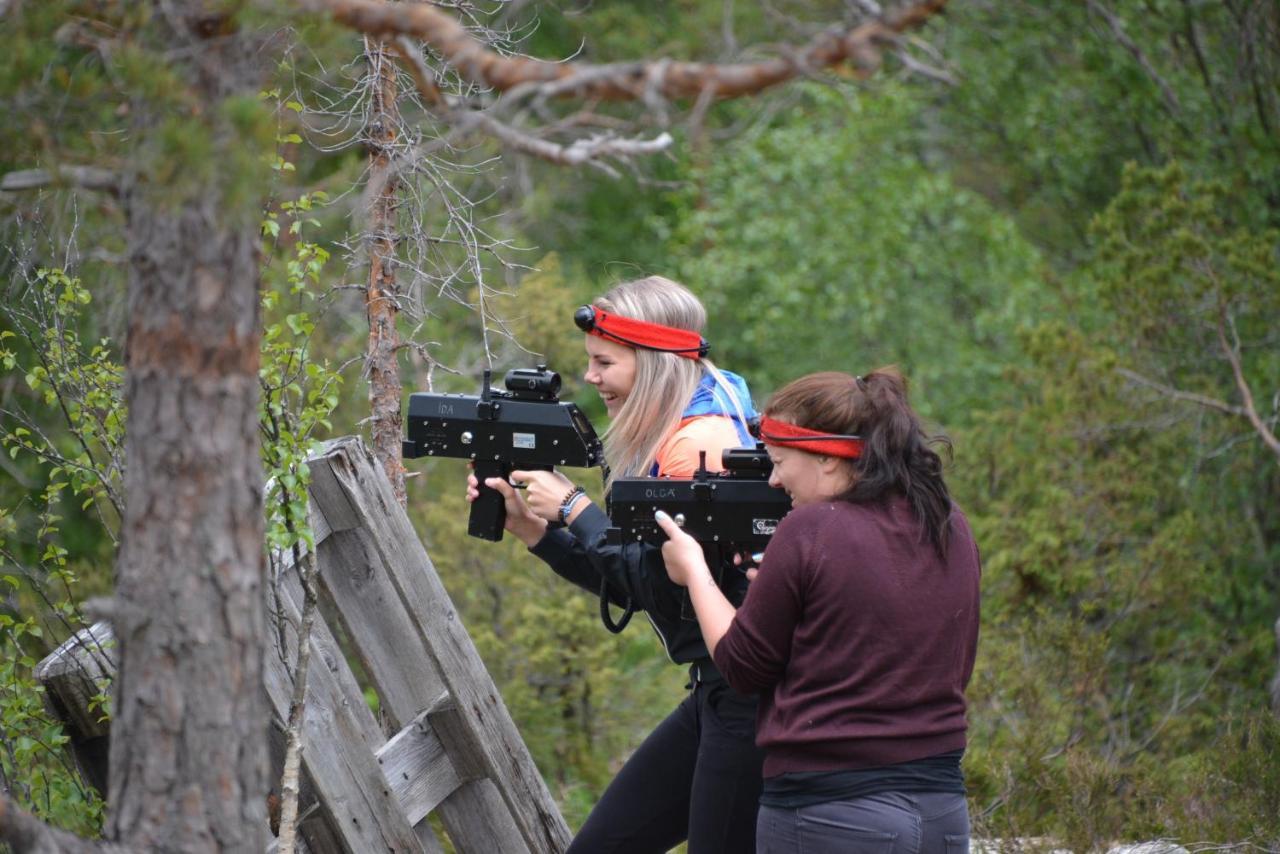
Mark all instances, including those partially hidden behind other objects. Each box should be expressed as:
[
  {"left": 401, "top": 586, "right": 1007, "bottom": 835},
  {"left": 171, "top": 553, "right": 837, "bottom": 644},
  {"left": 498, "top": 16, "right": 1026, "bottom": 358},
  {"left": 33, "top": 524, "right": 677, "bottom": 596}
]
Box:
[{"left": 658, "top": 368, "right": 981, "bottom": 854}]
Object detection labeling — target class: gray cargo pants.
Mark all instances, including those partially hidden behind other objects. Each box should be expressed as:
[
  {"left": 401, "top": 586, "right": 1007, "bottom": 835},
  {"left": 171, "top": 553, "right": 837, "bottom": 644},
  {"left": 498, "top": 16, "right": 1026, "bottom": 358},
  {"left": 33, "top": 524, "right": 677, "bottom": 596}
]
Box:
[{"left": 757, "top": 790, "right": 969, "bottom": 853}]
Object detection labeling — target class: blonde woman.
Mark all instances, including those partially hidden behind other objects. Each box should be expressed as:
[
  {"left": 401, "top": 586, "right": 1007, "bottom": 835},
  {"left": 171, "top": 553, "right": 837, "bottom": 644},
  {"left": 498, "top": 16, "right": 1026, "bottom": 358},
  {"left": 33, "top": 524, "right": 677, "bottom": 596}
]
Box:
[{"left": 467, "top": 276, "right": 764, "bottom": 853}]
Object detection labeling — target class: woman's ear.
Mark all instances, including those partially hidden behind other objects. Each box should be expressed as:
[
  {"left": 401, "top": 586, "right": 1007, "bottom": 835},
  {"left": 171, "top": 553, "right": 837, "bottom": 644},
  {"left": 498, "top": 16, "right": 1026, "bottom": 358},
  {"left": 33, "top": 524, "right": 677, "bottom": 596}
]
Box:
[
  {"left": 822, "top": 455, "right": 857, "bottom": 493},
  {"left": 818, "top": 455, "right": 843, "bottom": 476}
]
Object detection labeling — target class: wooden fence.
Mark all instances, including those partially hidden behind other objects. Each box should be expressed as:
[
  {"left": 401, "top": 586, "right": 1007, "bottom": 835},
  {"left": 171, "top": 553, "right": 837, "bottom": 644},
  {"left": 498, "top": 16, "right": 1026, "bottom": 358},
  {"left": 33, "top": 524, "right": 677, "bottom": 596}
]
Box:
[{"left": 37, "top": 436, "right": 572, "bottom": 853}]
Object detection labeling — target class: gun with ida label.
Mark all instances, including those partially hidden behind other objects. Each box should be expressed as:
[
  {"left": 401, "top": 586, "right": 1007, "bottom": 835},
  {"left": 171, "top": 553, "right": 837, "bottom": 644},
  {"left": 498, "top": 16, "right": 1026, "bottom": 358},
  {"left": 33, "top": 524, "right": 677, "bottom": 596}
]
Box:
[
  {"left": 403, "top": 365, "right": 604, "bottom": 542},
  {"left": 607, "top": 445, "right": 792, "bottom": 559}
]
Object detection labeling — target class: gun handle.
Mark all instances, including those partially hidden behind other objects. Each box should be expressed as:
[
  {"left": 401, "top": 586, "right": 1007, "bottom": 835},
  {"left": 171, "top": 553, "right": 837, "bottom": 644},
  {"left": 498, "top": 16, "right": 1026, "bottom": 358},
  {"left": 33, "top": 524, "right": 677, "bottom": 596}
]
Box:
[{"left": 469, "top": 459, "right": 511, "bottom": 541}]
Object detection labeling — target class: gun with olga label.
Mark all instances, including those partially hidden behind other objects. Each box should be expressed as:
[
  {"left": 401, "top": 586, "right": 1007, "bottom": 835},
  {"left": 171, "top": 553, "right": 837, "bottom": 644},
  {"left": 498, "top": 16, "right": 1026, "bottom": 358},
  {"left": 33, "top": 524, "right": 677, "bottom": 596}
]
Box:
[
  {"left": 403, "top": 365, "right": 604, "bottom": 542},
  {"left": 607, "top": 445, "right": 792, "bottom": 560}
]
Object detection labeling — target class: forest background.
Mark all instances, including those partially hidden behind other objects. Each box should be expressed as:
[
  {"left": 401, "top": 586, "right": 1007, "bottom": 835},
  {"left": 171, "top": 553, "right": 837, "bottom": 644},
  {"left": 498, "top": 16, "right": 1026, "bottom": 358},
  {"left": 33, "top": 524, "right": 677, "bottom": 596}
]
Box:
[{"left": 1, "top": 0, "right": 1278, "bottom": 851}]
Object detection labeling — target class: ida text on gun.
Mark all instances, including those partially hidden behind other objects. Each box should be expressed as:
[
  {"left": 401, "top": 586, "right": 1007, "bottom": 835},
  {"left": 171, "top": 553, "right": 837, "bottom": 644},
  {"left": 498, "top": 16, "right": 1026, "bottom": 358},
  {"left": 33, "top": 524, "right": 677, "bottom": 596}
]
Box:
[
  {"left": 403, "top": 365, "right": 604, "bottom": 541},
  {"left": 607, "top": 445, "right": 792, "bottom": 561}
]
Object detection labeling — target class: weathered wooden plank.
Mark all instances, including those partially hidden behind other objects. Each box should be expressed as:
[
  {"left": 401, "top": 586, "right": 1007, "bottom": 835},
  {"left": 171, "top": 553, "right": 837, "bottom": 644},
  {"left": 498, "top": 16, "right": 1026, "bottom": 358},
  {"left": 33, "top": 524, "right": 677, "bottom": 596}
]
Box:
[
  {"left": 414, "top": 822, "right": 448, "bottom": 854},
  {"left": 308, "top": 510, "right": 529, "bottom": 851},
  {"left": 308, "top": 441, "right": 362, "bottom": 533},
  {"left": 263, "top": 563, "right": 426, "bottom": 854},
  {"left": 34, "top": 621, "right": 116, "bottom": 796},
  {"left": 34, "top": 621, "right": 116, "bottom": 738},
  {"left": 375, "top": 694, "right": 464, "bottom": 826},
  {"left": 442, "top": 778, "right": 540, "bottom": 853},
  {"left": 306, "top": 437, "right": 572, "bottom": 853},
  {"left": 272, "top": 550, "right": 454, "bottom": 853},
  {"left": 308, "top": 526, "right": 448, "bottom": 725}
]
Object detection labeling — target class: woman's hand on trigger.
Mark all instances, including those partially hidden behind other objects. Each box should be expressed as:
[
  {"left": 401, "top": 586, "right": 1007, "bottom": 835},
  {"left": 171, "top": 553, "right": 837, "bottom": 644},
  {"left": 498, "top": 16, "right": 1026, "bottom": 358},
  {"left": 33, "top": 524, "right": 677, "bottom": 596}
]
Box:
[
  {"left": 465, "top": 467, "right": 547, "bottom": 547},
  {"left": 655, "top": 511, "right": 711, "bottom": 587},
  {"left": 509, "top": 469, "right": 578, "bottom": 523}
]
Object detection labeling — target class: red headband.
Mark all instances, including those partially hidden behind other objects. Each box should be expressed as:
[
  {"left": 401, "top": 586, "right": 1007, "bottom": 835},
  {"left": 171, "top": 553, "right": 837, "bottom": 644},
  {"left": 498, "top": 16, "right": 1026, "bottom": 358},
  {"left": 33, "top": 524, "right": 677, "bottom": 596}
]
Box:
[
  {"left": 574, "top": 305, "right": 709, "bottom": 359},
  {"left": 756, "top": 415, "right": 863, "bottom": 459}
]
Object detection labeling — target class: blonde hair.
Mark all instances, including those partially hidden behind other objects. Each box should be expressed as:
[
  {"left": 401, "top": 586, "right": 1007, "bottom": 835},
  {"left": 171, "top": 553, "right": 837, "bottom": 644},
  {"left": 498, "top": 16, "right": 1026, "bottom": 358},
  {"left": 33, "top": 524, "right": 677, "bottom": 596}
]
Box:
[{"left": 595, "top": 276, "right": 747, "bottom": 490}]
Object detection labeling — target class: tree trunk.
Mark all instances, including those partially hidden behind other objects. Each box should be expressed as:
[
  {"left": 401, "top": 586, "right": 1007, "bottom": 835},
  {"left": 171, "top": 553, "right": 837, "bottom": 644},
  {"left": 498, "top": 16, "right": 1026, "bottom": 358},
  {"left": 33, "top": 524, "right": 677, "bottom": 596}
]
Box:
[
  {"left": 103, "top": 4, "right": 269, "bottom": 850},
  {"left": 365, "top": 37, "right": 408, "bottom": 506},
  {"left": 108, "top": 183, "right": 268, "bottom": 851}
]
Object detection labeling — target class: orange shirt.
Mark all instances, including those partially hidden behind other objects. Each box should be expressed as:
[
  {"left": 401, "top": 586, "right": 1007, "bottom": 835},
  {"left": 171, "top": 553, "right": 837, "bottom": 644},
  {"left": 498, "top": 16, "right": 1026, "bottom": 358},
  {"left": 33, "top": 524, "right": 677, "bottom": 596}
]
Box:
[{"left": 654, "top": 416, "right": 747, "bottom": 477}]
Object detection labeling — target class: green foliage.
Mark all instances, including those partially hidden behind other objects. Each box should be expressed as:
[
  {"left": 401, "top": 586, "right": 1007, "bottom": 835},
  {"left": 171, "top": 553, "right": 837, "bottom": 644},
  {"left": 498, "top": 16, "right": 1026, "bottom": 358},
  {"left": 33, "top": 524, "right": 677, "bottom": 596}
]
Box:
[
  {"left": 670, "top": 84, "right": 1045, "bottom": 420},
  {"left": 0, "top": 608, "right": 104, "bottom": 837},
  {"left": 2, "top": 270, "right": 125, "bottom": 524},
  {"left": 1091, "top": 161, "right": 1280, "bottom": 409},
  {"left": 0, "top": 270, "right": 115, "bottom": 836},
  {"left": 956, "top": 168, "right": 1279, "bottom": 845},
  {"left": 938, "top": 0, "right": 1280, "bottom": 249},
  {"left": 259, "top": 152, "right": 342, "bottom": 555}
]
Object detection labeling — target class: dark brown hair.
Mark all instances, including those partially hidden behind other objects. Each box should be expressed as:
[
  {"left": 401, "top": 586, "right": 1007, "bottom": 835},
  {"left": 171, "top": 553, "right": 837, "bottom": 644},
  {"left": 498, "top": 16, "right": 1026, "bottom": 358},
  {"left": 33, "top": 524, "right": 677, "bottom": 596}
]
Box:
[{"left": 763, "top": 368, "right": 955, "bottom": 554}]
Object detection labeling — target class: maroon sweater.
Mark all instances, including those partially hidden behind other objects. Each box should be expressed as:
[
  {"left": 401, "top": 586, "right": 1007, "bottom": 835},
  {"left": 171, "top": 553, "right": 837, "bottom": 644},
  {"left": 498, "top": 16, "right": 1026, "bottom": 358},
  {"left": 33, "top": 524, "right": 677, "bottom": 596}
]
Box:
[{"left": 713, "top": 497, "right": 981, "bottom": 778}]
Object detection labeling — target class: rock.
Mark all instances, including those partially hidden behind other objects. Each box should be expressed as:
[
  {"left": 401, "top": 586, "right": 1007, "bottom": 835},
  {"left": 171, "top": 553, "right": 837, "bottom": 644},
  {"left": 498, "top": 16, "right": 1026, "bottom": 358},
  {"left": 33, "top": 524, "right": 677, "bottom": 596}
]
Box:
[{"left": 972, "top": 840, "right": 1189, "bottom": 854}]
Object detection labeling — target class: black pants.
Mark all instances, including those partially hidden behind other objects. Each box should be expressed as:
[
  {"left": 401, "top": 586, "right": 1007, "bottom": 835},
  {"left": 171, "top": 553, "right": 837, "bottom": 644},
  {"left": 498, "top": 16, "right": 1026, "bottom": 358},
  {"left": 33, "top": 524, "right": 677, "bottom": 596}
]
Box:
[{"left": 567, "top": 678, "right": 765, "bottom": 854}]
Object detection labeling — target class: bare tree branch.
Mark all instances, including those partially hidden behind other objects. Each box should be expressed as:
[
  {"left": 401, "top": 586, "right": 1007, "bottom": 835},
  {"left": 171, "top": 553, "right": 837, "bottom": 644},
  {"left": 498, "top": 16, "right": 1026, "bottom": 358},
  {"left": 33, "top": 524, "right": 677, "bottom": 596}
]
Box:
[
  {"left": 388, "top": 35, "right": 673, "bottom": 171},
  {"left": 1116, "top": 368, "right": 1247, "bottom": 418},
  {"left": 1, "top": 167, "right": 120, "bottom": 196},
  {"left": 1214, "top": 294, "right": 1280, "bottom": 463},
  {"left": 1116, "top": 286, "right": 1280, "bottom": 466},
  {"left": 1084, "top": 0, "right": 1183, "bottom": 118},
  {"left": 460, "top": 114, "right": 673, "bottom": 174},
  {"left": 315, "top": 0, "right": 948, "bottom": 101},
  {"left": 274, "top": 537, "right": 322, "bottom": 854},
  {"left": 891, "top": 43, "right": 956, "bottom": 85},
  {"left": 0, "top": 795, "right": 127, "bottom": 854}
]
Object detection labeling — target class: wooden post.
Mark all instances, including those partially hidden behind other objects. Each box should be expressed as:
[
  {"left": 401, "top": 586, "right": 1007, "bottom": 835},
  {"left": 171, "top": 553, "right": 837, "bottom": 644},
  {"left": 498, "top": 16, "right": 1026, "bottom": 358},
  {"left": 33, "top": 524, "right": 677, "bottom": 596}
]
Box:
[
  {"left": 33, "top": 621, "right": 115, "bottom": 797},
  {"left": 305, "top": 436, "right": 571, "bottom": 852},
  {"left": 35, "top": 435, "right": 569, "bottom": 854}
]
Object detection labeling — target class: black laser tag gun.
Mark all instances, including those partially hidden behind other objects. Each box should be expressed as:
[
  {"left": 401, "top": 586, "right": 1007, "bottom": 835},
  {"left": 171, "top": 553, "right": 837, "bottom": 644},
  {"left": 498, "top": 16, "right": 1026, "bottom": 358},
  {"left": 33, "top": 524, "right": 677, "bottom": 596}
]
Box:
[
  {"left": 607, "top": 445, "right": 792, "bottom": 558},
  {"left": 403, "top": 365, "right": 604, "bottom": 542}
]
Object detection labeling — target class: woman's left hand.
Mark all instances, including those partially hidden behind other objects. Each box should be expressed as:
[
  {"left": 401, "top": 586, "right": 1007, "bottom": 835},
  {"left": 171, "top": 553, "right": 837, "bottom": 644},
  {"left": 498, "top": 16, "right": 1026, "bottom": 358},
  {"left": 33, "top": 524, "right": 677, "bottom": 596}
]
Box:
[
  {"left": 510, "top": 469, "right": 579, "bottom": 523},
  {"left": 656, "top": 511, "right": 712, "bottom": 588}
]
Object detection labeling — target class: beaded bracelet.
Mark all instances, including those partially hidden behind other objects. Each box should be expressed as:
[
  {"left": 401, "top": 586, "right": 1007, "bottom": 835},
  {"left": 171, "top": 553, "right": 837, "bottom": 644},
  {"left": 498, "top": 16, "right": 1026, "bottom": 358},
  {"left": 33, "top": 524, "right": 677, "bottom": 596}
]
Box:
[{"left": 558, "top": 486, "right": 587, "bottom": 524}]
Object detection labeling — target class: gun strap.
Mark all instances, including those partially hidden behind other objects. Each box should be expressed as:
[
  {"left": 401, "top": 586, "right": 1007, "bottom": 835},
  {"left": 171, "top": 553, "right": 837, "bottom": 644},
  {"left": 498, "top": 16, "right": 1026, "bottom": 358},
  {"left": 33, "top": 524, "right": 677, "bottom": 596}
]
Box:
[{"left": 599, "top": 577, "right": 636, "bottom": 634}]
